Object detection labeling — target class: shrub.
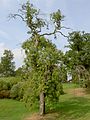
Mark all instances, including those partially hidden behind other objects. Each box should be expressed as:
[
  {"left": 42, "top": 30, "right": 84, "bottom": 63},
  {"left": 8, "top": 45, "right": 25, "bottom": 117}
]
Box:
[
  {"left": 0, "top": 90, "right": 10, "bottom": 98},
  {"left": 10, "top": 82, "right": 24, "bottom": 100},
  {"left": 0, "top": 80, "right": 9, "bottom": 90},
  {"left": 0, "top": 77, "right": 21, "bottom": 99},
  {"left": 0, "top": 77, "right": 21, "bottom": 90}
]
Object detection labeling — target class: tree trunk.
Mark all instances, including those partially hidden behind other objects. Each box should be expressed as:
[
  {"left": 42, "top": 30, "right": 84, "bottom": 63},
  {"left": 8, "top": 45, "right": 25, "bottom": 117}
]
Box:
[{"left": 40, "top": 91, "right": 45, "bottom": 115}]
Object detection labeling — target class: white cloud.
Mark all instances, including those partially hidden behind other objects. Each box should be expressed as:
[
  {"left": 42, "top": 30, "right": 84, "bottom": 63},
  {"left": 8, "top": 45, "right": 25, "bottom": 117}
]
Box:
[
  {"left": 12, "top": 48, "right": 25, "bottom": 68},
  {"left": 0, "top": 43, "right": 8, "bottom": 58},
  {"left": 0, "top": 43, "right": 25, "bottom": 68}
]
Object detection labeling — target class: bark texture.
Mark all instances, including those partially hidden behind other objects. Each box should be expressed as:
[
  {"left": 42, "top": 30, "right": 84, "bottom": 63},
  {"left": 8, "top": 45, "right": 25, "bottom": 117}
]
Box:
[{"left": 40, "top": 91, "right": 45, "bottom": 115}]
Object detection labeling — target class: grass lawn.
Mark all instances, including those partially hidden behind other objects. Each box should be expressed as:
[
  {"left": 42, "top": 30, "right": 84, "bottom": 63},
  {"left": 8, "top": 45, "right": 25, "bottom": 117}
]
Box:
[
  {"left": 55, "top": 83, "right": 90, "bottom": 120},
  {"left": 0, "top": 83, "right": 90, "bottom": 120},
  {"left": 0, "top": 99, "right": 30, "bottom": 120},
  {"left": 25, "top": 83, "right": 90, "bottom": 120}
]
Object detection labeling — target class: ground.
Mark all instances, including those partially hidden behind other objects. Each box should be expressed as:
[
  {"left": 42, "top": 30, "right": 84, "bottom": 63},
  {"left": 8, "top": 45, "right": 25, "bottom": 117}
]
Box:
[
  {"left": 0, "top": 83, "right": 90, "bottom": 120},
  {"left": 25, "top": 84, "right": 90, "bottom": 120},
  {"left": 25, "top": 113, "right": 59, "bottom": 120},
  {"left": 67, "top": 88, "right": 86, "bottom": 97}
]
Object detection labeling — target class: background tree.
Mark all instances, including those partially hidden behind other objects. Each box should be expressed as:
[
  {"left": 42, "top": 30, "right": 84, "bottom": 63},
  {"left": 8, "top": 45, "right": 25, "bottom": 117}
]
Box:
[
  {"left": 10, "top": 1, "right": 67, "bottom": 115},
  {"left": 0, "top": 50, "right": 15, "bottom": 77},
  {"left": 65, "top": 31, "right": 90, "bottom": 85}
]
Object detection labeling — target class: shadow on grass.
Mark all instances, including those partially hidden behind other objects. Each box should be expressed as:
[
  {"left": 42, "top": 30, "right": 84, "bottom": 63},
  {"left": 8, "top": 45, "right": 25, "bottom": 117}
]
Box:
[{"left": 47, "top": 97, "right": 90, "bottom": 120}]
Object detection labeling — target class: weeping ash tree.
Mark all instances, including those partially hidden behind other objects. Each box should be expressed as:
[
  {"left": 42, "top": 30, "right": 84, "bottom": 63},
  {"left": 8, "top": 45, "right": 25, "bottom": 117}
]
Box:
[
  {"left": 10, "top": 1, "right": 67, "bottom": 115},
  {"left": 65, "top": 32, "right": 90, "bottom": 85}
]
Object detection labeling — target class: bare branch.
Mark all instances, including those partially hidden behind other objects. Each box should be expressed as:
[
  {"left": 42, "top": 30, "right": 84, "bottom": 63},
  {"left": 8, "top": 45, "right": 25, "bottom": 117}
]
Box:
[
  {"left": 61, "top": 26, "right": 73, "bottom": 30},
  {"left": 57, "top": 30, "right": 69, "bottom": 38},
  {"left": 40, "top": 29, "right": 68, "bottom": 38},
  {"left": 40, "top": 29, "right": 56, "bottom": 37},
  {"left": 8, "top": 14, "right": 26, "bottom": 22}
]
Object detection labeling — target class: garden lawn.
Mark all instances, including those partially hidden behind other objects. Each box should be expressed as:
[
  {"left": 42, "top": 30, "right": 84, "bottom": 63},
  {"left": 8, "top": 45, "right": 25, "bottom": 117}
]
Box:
[
  {"left": 54, "top": 83, "right": 90, "bottom": 120},
  {"left": 25, "top": 83, "right": 90, "bottom": 120},
  {"left": 0, "top": 99, "right": 29, "bottom": 120},
  {"left": 0, "top": 83, "right": 90, "bottom": 120}
]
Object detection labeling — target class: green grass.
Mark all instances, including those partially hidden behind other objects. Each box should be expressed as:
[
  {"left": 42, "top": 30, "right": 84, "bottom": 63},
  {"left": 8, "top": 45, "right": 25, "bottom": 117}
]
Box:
[
  {"left": 0, "top": 99, "right": 29, "bottom": 120},
  {"left": 53, "top": 95, "right": 90, "bottom": 120},
  {"left": 47, "top": 83, "right": 90, "bottom": 120},
  {"left": 0, "top": 83, "right": 90, "bottom": 120},
  {"left": 63, "top": 82, "right": 80, "bottom": 89}
]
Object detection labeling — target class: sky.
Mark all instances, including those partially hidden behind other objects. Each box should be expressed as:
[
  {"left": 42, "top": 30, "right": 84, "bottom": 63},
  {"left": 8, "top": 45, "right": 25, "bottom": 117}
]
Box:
[{"left": 0, "top": 0, "right": 90, "bottom": 68}]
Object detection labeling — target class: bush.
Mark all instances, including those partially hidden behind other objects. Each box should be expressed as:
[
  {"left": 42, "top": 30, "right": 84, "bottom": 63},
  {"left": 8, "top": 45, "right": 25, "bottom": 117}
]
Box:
[
  {"left": 0, "top": 80, "right": 9, "bottom": 90},
  {"left": 0, "top": 77, "right": 21, "bottom": 99},
  {"left": 0, "top": 77, "right": 21, "bottom": 90},
  {"left": 10, "top": 82, "right": 24, "bottom": 100},
  {"left": 0, "top": 90, "right": 10, "bottom": 98}
]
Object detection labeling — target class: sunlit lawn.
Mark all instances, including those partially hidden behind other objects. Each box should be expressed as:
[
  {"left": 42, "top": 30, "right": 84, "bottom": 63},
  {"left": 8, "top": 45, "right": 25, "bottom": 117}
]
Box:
[
  {"left": 54, "top": 83, "right": 90, "bottom": 120},
  {"left": 0, "top": 83, "right": 90, "bottom": 120}
]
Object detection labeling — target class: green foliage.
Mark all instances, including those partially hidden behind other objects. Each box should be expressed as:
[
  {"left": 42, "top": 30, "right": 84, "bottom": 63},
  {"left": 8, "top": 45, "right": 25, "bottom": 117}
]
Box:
[
  {"left": 11, "top": 1, "right": 67, "bottom": 114},
  {"left": 0, "top": 77, "right": 21, "bottom": 98},
  {"left": 0, "top": 90, "right": 10, "bottom": 98},
  {"left": 0, "top": 77, "right": 21, "bottom": 88},
  {"left": 65, "top": 31, "right": 90, "bottom": 84},
  {"left": 0, "top": 78, "right": 11, "bottom": 98},
  {"left": 22, "top": 36, "right": 64, "bottom": 107},
  {"left": 0, "top": 50, "right": 15, "bottom": 77},
  {"left": 15, "top": 67, "right": 23, "bottom": 76},
  {"left": 10, "top": 82, "right": 24, "bottom": 100},
  {"left": 50, "top": 9, "right": 64, "bottom": 29},
  {"left": 0, "top": 80, "right": 10, "bottom": 91},
  {"left": 15, "top": 67, "right": 28, "bottom": 80}
]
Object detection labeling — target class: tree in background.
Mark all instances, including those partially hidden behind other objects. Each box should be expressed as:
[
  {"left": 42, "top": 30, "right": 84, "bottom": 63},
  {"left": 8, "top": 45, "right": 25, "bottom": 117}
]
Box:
[
  {"left": 10, "top": 1, "right": 68, "bottom": 115},
  {"left": 65, "top": 31, "right": 90, "bottom": 85},
  {"left": 0, "top": 50, "right": 15, "bottom": 77}
]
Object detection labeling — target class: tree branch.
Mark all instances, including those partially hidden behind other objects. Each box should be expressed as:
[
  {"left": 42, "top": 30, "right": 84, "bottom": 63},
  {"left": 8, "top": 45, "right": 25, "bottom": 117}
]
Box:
[
  {"left": 8, "top": 14, "right": 26, "bottom": 22},
  {"left": 40, "top": 29, "right": 68, "bottom": 38},
  {"left": 57, "top": 30, "right": 69, "bottom": 38},
  {"left": 40, "top": 29, "right": 56, "bottom": 37},
  {"left": 61, "top": 26, "right": 73, "bottom": 30}
]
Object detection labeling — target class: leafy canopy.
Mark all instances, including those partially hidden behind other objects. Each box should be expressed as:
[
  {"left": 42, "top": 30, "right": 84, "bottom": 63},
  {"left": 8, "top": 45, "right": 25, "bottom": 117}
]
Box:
[{"left": 0, "top": 50, "right": 15, "bottom": 77}]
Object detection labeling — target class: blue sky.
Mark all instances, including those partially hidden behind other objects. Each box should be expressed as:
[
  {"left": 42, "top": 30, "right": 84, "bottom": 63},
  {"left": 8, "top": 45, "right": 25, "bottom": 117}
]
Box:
[{"left": 0, "top": 0, "right": 90, "bottom": 68}]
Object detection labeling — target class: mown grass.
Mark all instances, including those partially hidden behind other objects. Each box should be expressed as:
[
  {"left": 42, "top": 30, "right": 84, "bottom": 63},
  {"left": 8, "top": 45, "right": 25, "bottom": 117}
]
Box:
[
  {"left": 0, "top": 83, "right": 90, "bottom": 120},
  {"left": 48, "top": 83, "right": 90, "bottom": 120},
  {"left": 53, "top": 95, "right": 90, "bottom": 120},
  {"left": 0, "top": 99, "right": 30, "bottom": 120}
]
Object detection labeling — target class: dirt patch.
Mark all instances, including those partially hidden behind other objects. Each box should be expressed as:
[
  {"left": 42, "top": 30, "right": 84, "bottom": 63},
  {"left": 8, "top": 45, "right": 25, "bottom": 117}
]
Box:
[
  {"left": 25, "top": 113, "right": 59, "bottom": 120},
  {"left": 68, "top": 88, "right": 86, "bottom": 97}
]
